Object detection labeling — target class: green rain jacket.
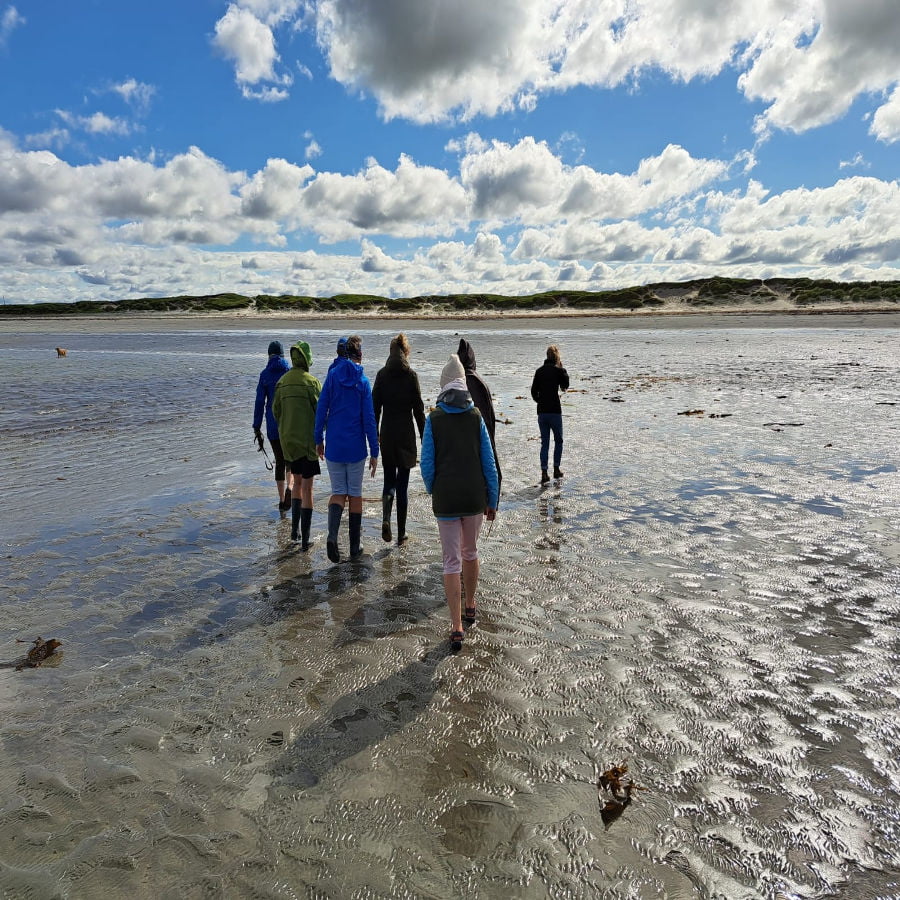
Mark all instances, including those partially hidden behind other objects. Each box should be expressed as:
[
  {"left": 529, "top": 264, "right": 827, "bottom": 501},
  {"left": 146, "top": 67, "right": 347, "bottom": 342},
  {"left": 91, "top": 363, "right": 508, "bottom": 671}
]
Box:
[{"left": 272, "top": 341, "right": 321, "bottom": 463}]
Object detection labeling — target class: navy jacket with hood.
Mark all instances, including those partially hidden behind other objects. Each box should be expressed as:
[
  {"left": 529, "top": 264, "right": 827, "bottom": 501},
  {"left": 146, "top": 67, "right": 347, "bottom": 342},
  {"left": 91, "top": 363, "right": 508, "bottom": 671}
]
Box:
[{"left": 253, "top": 353, "right": 291, "bottom": 439}]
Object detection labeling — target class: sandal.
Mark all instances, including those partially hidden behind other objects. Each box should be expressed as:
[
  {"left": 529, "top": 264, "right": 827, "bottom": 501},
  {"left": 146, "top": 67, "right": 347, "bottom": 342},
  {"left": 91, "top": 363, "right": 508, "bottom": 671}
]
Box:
[
  {"left": 463, "top": 606, "right": 476, "bottom": 625},
  {"left": 450, "top": 630, "right": 464, "bottom": 652}
]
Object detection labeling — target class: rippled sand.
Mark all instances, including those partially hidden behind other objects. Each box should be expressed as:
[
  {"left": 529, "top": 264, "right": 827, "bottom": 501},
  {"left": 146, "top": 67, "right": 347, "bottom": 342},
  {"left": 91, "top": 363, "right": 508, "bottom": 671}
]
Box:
[{"left": 1, "top": 318, "right": 899, "bottom": 898}]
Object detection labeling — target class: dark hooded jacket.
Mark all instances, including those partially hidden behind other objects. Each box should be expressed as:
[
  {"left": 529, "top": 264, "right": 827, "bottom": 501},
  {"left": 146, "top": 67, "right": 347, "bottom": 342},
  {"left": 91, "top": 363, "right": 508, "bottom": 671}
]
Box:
[
  {"left": 372, "top": 350, "right": 426, "bottom": 469},
  {"left": 253, "top": 353, "right": 291, "bottom": 439},
  {"left": 272, "top": 341, "right": 320, "bottom": 462},
  {"left": 456, "top": 339, "right": 502, "bottom": 492}
]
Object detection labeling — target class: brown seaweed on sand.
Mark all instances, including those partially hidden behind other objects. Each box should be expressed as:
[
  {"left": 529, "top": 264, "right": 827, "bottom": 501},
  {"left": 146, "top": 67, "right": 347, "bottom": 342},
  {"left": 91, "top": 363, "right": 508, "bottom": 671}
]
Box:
[
  {"left": 14, "top": 637, "right": 63, "bottom": 670},
  {"left": 597, "top": 761, "right": 646, "bottom": 827}
]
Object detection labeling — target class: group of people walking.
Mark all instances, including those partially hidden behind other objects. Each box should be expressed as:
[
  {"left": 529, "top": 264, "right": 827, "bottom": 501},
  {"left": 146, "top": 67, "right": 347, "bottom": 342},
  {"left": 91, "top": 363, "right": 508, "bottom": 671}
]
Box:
[{"left": 252, "top": 334, "right": 568, "bottom": 650}]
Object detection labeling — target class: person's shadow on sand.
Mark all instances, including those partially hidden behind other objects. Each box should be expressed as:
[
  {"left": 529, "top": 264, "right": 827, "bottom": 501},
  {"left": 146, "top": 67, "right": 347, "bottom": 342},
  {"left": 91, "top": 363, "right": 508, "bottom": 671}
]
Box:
[
  {"left": 332, "top": 575, "right": 445, "bottom": 647},
  {"left": 270, "top": 644, "right": 451, "bottom": 789}
]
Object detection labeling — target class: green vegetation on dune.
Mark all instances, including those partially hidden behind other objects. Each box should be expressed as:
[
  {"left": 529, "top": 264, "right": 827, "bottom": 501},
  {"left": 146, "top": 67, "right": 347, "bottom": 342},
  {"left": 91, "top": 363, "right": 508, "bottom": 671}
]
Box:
[{"left": 2, "top": 277, "right": 899, "bottom": 317}]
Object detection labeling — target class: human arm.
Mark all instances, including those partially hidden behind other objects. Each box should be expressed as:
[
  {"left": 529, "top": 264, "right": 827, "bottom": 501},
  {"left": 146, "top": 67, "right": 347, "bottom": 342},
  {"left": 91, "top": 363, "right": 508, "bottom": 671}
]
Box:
[
  {"left": 253, "top": 376, "right": 266, "bottom": 431},
  {"left": 559, "top": 367, "right": 569, "bottom": 392},
  {"left": 530, "top": 369, "right": 540, "bottom": 404},
  {"left": 411, "top": 372, "right": 426, "bottom": 439},
  {"left": 420, "top": 417, "right": 435, "bottom": 494},
  {"left": 478, "top": 419, "right": 500, "bottom": 510},
  {"left": 362, "top": 378, "right": 379, "bottom": 461},
  {"left": 372, "top": 373, "right": 383, "bottom": 430},
  {"left": 313, "top": 373, "right": 330, "bottom": 447}
]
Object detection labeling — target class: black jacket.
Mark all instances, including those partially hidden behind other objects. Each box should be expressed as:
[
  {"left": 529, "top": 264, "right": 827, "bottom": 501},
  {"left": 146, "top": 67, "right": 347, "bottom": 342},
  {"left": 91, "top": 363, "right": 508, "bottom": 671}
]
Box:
[
  {"left": 457, "top": 339, "right": 502, "bottom": 492},
  {"left": 531, "top": 360, "right": 569, "bottom": 414},
  {"left": 372, "top": 350, "right": 426, "bottom": 468}
]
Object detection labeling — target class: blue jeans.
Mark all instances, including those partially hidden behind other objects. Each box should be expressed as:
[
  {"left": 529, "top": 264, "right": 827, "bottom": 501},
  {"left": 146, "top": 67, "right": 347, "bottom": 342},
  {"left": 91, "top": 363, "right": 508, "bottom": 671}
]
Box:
[{"left": 538, "top": 413, "right": 563, "bottom": 470}]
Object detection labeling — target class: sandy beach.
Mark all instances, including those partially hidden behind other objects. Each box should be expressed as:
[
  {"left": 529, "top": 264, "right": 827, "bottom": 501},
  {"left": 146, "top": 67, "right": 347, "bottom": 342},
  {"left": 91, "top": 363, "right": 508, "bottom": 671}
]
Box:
[{"left": 1, "top": 316, "right": 899, "bottom": 897}]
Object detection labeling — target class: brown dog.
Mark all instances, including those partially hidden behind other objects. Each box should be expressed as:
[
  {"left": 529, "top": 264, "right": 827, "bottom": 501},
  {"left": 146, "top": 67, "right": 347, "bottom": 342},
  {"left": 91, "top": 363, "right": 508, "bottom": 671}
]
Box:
[{"left": 56, "top": 347, "right": 67, "bottom": 357}]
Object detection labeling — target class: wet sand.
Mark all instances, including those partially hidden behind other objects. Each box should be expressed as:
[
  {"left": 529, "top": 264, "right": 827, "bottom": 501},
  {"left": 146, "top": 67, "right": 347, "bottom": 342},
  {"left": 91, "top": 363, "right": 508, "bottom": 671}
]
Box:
[{"left": 1, "top": 318, "right": 899, "bottom": 897}]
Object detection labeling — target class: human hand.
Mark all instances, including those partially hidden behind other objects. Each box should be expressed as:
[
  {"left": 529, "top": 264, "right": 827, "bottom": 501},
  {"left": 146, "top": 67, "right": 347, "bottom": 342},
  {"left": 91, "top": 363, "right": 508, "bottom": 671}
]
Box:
[
  {"left": 485, "top": 507, "right": 497, "bottom": 521},
  {"left": 369, "top": 456, "right": 378, "bottom": 476},
  {"left": 316, "top": 443, "right": 325, "bottom": 460},
  {"left": 253, "top": 428, "right": 264, "bottom": 451}
]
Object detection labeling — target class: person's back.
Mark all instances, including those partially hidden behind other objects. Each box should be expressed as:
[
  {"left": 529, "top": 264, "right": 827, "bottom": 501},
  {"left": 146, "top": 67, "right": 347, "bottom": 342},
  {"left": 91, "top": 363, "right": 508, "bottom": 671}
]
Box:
[
  {"left": 316, "top": 355, "right": 378, "bottom": 462},
  {"left": 421, "top": 354, "right": 498, "bottom": 652},
  {"left": 273, "top": 341, "right": 322, "bottom": 549},
  {"left": 273, "top": 342, "right": 320, "bottom": 464},
  {"left": 456, "top": 338, "right": 502, "bottom": 495},
  {"left": 373, "top": 334, "right": 426, "bottom": 544},
  {"left": 314, "top": 335, "right": 379, "bottom": 562},
  {"left": 530, "top": 344, "right": 569, "bottom": 482},
  {"left": 531, "top": 358, "right": 570, "bottom": 413},
  {"left": 253, "top": 340, "right": 292, "bottom": 509}
]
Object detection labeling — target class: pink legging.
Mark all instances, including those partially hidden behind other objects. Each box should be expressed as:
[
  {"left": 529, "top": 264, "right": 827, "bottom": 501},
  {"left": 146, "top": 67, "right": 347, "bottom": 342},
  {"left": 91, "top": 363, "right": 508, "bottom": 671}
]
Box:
[{"left": 437, "top": 514, "right": 484, "bottom": 574}]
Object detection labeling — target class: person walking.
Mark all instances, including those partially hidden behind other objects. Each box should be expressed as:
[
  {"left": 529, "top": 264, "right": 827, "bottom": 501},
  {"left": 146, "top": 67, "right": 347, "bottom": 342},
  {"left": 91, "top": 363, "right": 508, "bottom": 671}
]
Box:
[
  {"left": 530, "top": 344, "right": 569, "bottom": 483},
  {"left": 372, "top": 333, "right": 426, "bottom": 545},
  {"left": 314, "top": 335, "right": 379, "bottom": 562},
  {"left": 272, "top": 340, "right": 321, "bottom": 550},
  {"left": 253, "top": 340, "right": 292, "bottom": 509},
  {"left": 456, "top": 338, "right": 502, "bottom": 496},
  {"left": 421, "top": 354, "right": 499, "bottom": 652}
]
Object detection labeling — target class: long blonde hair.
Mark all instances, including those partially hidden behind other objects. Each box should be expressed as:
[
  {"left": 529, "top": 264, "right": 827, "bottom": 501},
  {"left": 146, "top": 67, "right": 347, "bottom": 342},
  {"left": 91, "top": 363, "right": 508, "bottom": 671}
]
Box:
[{"left": 546, "top": 344, "right": 561, "bottom": 366}]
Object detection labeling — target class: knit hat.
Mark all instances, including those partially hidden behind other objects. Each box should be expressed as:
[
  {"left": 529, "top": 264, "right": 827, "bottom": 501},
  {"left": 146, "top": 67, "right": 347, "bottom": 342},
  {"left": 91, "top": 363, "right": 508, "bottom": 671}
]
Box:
[
  {"left": 268, "top": 340, "right": 284, "bottom": 357},
  {"left": 440, "top": 354, "right": 466, "bottom": 388},
  {"left": 336, "top": 337, "right": 349, "bottom": 358}
]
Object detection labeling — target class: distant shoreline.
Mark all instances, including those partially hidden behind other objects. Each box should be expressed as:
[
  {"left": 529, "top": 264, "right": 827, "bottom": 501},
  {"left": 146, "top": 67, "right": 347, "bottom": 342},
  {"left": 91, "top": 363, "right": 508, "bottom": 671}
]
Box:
[
  {"left": 2, "top": 275, "right": 899, "bottom": 325},
  {"left": 4, "top": 306, "right": 900, "bottom": 335}
]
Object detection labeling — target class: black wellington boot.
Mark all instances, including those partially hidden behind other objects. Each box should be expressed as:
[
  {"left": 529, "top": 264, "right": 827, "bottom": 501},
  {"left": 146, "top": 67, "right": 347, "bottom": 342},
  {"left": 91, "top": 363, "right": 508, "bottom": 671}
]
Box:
[
  {"left": 299, "top": 506, "right": 313, "bottom": 551},
  {"left": 349, "top": 512, "right": 363, "bottom": 558},
  {"left": 396, "top": 500, "right": 408, "bottom": 545},
  {"left": 290, "top": 498, "right": 301, "bottom": 540},
  {"left": 326, "top": 503, "right": 343, "bottom": 563},
  {"left": 381, "top": 495, "right": 394, "bottom": 542}
]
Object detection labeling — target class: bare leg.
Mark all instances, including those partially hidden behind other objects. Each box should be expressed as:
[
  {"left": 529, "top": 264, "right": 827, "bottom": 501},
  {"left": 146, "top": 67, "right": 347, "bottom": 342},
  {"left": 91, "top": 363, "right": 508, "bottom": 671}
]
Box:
[
  {"left": 348, "top": 495, "right": 362, "bottom": 514},
  {"left": 277, "top": 480, "right": 286, "bottom": 503},
  {"left": 329, "top": 494, "right": 348, "bottom": 509},
  {"left": 443, "top": 573, "right": 463, "bottom": 633},
  {"left": 300, "top": 478, "right": 314, "bottom": 507},
  {"left": 462, "top": 557, "right": 479, "bottom": 611}
]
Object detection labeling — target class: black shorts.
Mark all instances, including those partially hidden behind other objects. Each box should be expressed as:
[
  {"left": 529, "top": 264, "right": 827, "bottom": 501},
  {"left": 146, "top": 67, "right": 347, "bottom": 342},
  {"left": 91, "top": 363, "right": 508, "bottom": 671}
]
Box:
[{"left": 289, "top": 457, "right": 321, "bottom": 479}]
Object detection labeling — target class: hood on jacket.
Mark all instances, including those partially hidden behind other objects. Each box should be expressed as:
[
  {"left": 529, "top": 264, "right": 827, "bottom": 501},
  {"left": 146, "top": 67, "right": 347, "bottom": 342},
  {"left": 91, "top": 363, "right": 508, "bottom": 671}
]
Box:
[
  {"left": 264, "top": 354, "right": 290, "bottom": 375},
  {"left": 290, "top": 340, "right": 312, "bottom": 371},
  {"left": 457, "top": 339, "right": 477, "bottom": 373},
  {"left": 384, "top": 348, "right": 410, "bottom": 371},
  {"left": 437, "top": 387, "right": 472, "bottom": 410},
  {"left": 332, "top": 354, "right": 365, "bottom": 390}
]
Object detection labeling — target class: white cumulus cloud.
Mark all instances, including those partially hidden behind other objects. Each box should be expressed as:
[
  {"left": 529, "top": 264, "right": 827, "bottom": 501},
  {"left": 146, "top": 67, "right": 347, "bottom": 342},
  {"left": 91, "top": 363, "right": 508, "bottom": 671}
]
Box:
[
  {"left": 0, "top": 4, "right": 24, "bottom": 45},
  {"left": 870, "top": 84, "right": 900, "bottom": 143},
  {"left": 214, "top": 3, "right": 292, "bottom": 90}
]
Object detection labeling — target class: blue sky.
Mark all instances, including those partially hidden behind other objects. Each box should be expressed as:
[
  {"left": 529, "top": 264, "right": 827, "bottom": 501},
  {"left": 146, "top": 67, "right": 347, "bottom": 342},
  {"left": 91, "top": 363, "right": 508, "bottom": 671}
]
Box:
[{"left": 1, "top": 0, "right": 898, "bottom": 303}]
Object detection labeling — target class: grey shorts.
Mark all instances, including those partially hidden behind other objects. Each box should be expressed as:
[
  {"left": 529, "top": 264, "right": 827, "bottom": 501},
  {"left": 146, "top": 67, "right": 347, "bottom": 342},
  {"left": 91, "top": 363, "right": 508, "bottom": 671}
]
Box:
[{"left": 326, "top": 458, "right": 366, "bottom": 496}]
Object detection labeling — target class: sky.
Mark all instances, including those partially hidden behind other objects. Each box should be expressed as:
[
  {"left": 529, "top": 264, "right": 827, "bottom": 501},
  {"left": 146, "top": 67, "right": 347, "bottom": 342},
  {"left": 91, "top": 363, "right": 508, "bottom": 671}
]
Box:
[{"left": 0, "top": 0, "right": 898, "bottom": 305}]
